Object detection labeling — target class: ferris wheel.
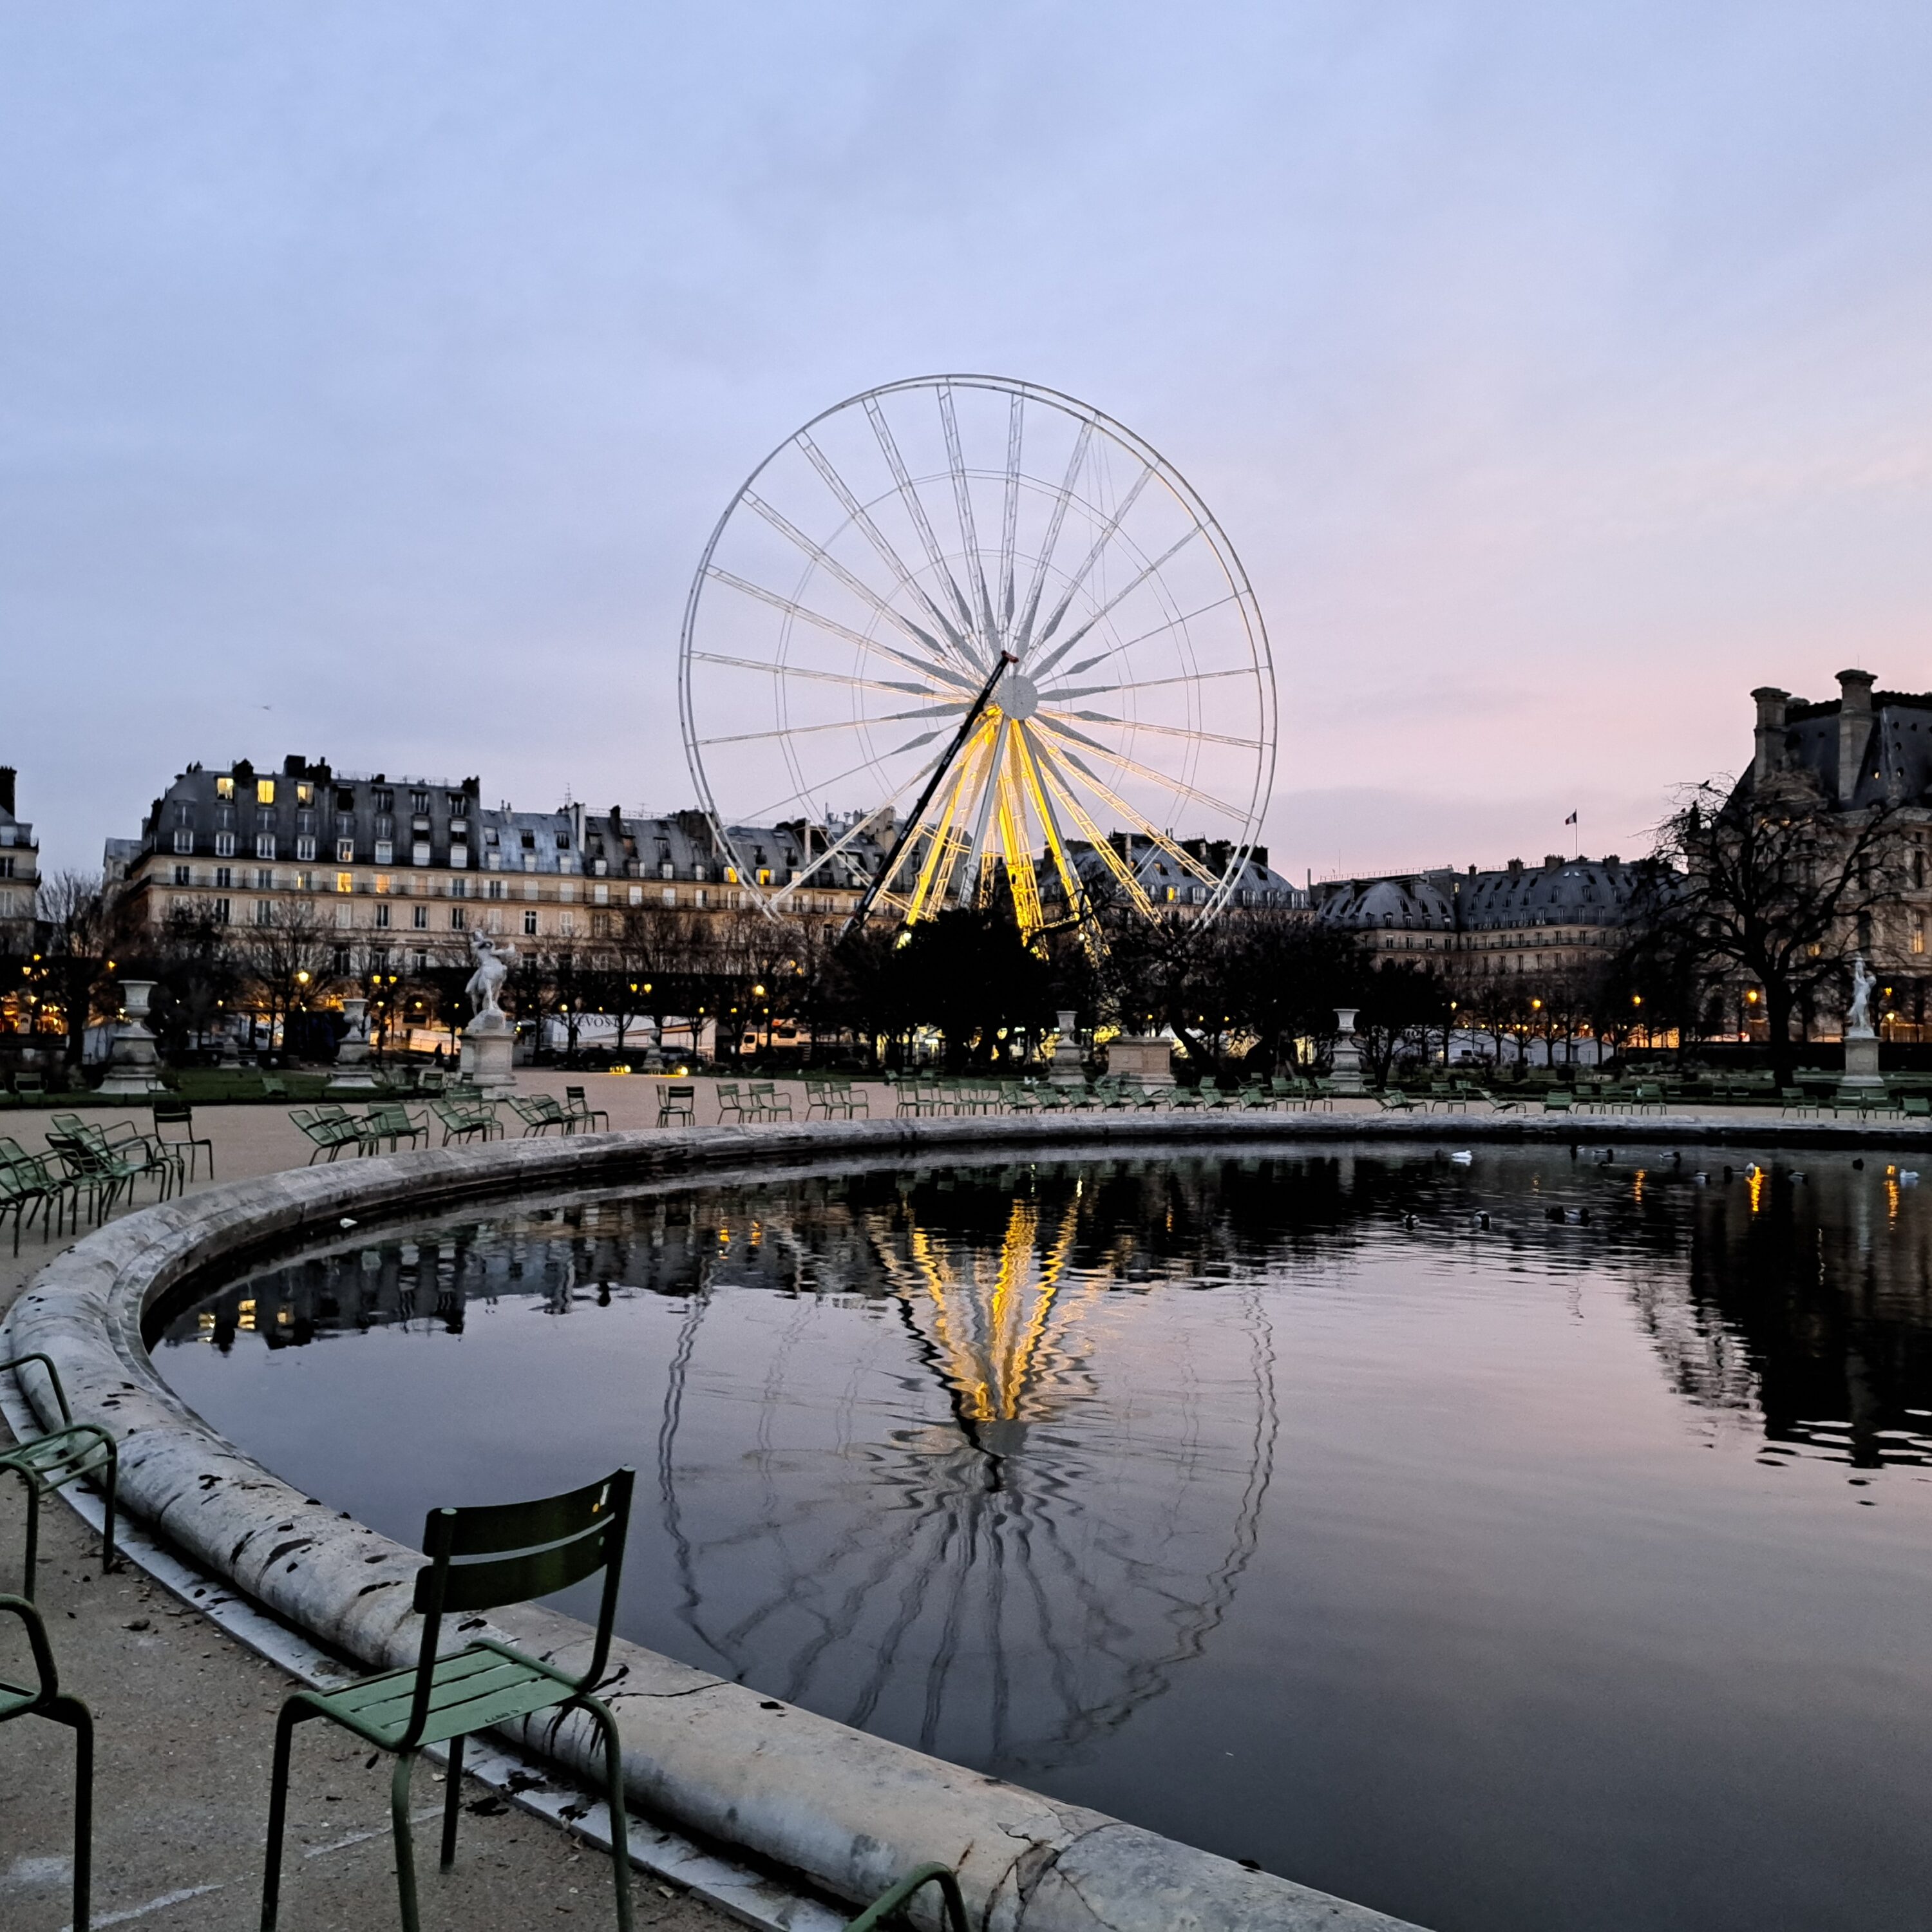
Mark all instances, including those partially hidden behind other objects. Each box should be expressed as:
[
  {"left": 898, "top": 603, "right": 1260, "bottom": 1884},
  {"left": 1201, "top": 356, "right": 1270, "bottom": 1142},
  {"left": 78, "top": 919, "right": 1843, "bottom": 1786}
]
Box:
[{"left": 677, "top": 375, "right": 1276, "bottom": 942}]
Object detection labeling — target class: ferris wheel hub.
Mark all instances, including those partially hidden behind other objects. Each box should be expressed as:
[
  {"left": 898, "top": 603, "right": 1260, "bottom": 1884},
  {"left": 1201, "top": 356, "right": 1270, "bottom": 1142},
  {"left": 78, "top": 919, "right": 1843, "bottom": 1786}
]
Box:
[{"left": 999, "top": 669, "right": 1040, "bottom": 721}]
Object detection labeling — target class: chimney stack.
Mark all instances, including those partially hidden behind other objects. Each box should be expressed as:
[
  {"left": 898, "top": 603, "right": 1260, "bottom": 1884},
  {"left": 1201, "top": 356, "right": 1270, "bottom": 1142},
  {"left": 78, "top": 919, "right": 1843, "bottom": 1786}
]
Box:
[
  {"left": 0, "top": 766, "right": 14, "bottom": 817},
  {"left": 1837, "top": 668, "right": 1876, "bottom": 804},
  {"left": 1750, "top": 688, "right": 1789, "bottom": 784}
]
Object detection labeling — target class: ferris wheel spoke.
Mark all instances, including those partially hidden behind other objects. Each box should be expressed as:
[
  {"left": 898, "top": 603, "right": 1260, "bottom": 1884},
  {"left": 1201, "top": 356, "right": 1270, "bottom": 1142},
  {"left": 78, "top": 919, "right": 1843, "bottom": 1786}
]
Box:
[
  {"left": 958, "top": 715, "right": 1011, "bottom": 905},
  {"left": 704, "top": 566, "right": 972, "bottom": 691},
  {"left": 937, "top": 383, "right": 997, "bottom": 650},
  {"left": 770, "top": 797, "right": 909, "bottom": 893},
  {"left": 688, "top": 649, "right": 935, "bottom": 699},
  {"left": 862, "top": 395, "right": 983, "bottom": 649},
  {"left": 1027, "top": 463, "right": 1157, "bottom": 658},
  {"left": 1039, "top": 591, "right": 1242, "bottom": 688},
  {"left": 1009, "top": 726, "right": 1092, "bottom": 936},
  {"left": 1031, "top": 718, "right": 1248, "bottom": 824},
  {"left": 1023, "top": 522, "right": 1206, "bottom": 679},
  {"left": 1030, "top": 741, "right": 1225, "bottom": 893},
  {"left": 998, "top": 392, "right": 1023, "bottom": 636},
  {"left": 1012, "top": 421, "right": 1094, "bottom": 654},
  {"left": 743, "top": 490, "right": 959, "bottom": 671},
  {"left": 744, "top": 736, "right": 952, "bottom": 829},
  {"left": 1061, "top": 712, "right": 1262, "bottom": 752},
  {"left": 699, "top": 702, "right": 966, "bottom": 748},
  {"left": 793, "top": 432, "right": 977, "bottom": 668},
  {"left": 1027, "top": 742, "right": 1156, "bottom": 918},
  {"left": 1043, "top": 663, "right": 1254, "bottom": 705}
]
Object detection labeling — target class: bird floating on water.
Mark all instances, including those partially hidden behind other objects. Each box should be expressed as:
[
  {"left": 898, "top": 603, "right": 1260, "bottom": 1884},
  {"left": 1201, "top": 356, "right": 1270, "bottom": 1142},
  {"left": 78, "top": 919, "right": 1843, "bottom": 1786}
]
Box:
[{"left": 1450, "top": 1150, "right": 1473, "bottom": 1165}]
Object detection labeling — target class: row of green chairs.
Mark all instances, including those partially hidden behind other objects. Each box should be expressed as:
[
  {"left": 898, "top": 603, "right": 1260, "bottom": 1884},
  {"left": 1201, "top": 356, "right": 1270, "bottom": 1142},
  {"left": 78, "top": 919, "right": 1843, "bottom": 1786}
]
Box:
[
  {"left": 804, "top": 1077, "right": 870, "bottom": 1120},
  {"left": 716, "top": 1081, "right": 793, "bottom": 1123},
  {"left": 290, "top": 1103, "right": 431, "bottom": 1161}
]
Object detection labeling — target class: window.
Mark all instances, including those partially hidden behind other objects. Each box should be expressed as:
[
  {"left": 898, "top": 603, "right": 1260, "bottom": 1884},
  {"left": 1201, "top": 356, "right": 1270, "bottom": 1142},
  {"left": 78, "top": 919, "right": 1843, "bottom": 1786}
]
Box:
[
  {"left": 556, "top": 832, "right": 571, "bottom": 851},
  {"left": 295, "top": 836, "right": 316, "bottom": 862},
  {"left": 256, "top": 867, "right": 274, "bottom": 889},
  {"left": 252, "top": 899, "right": 275, "bottom": 926},
  {"left": 336, "top": 902, "right": 352, "bottom": 929},
  {"left": 175, "top": 802, "right": 194, "bottom": 824},
  {"left": 332, "top": 947, "right": 350, "bottom": 974},
  {"left": 520, "top": 830, "right": 536, "bottom": 850},
  {"left": 446, "top": 793, "right": 464, "bottom": 814},
  {"left": 173, "top": 864, "right": 191, "bottom": 886},
  {"left": 255, "top": 833, "right": 276, "bottom": 860},
  {"left": 660, "top": 862, "right": 674, "bottom": 879},
  {"left": 375, "top": 904, "right": 391, "bottom": 929},
  {"left": 524, "top": 909, "right": 538, "bottom": 935},
  {"left": 558, "top": 882, "right": 575, "bottom": 903},
  {"left": 212, "top": 896, "right": 231, "bottom": 923},
  {"left": 215, "top": 866, "right": 232, "bottom": 889},
  {"left": 590, "top": 911, "right": 612, "bottom": 938},
  {"left": 336, "top": 788, "right": 355, "bottom": 812},
  {"left": 336, "top": 872, "right": 353, "bottom": 895},
  {"left": 662, "top": 887, "right": 677, "bottom": 907},
  {"left": 296, "top": 782, "right": 314, "bottom": 806},
  {"left": 724, "top": 867, "right": 739, "bottom": 884},
  {"left": 293, "top": 871, "right": 313, "bottom": 891},
  {"left": 214, "top": 831, "right": 236, "bottom": 858},
  {"left": 374, "top": 840, "right": 393, "bottom": 865},
  {"left": 173, "top": 829, "right": 194, "bottom": 855},
  {"left": 336, "top": 838, "right": 355, "bottom": 862},
  {"left": 414, "top": 950, "right": 430, "bottom": 973},
  {"left": 488, "top": 878, "right": 504, "bottom": 900},
  {"left": 559, "top": 911, "right": 576, "bottom": 936},
  {"left": 1915, "top": 917, "right": 1926, "bottom": 957},
  {"left": 410, "top": 790, "right": 430, "bottom": 814},
  {"left": 412, "top": 905, "right": 428, "bottom": 930},
  {"left": 449, "top": 906, "right": 466, "bottom": 931},
  {"left": 372, "top": 787, "right": 393, "bottom": 811},
  {"left": 450, "top": 878, "right": 466, "bottom": 898},
  {"left": 628, "top": 886, "right": 642, "bottom": 905},
  {"left": 215, "top": 775, "right": 234, "bottom": 800},
  {"left": 256, "top": 779, "right": 276, "bottom": 806},
  {"left": 411, "top": 842, "right": 431, "bottom": 867},
  {"left": 757, "top": 868, "right": 772, "bottom": 887}
]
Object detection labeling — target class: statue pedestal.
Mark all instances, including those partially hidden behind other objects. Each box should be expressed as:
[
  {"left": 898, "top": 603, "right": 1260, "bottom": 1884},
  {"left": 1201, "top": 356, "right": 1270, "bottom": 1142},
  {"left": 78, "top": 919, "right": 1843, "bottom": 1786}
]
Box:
[
  {"left": 460, "top": 1012, "right": 517, "bottom": 1094},
  {"left": 98, "top": 980, "right": 166, "bottom": 1097},
  {"left": 329, "top": 997, "right": 380, "bottom": 1094},
  {"left": 1328, "top": 1006, "right": 1366, "bottom": 1095},
  {"left": 1839, "top": 1028, "right": 1884, "bottom": 1097},
  {"left": 1104, "top": 1036, "right": 1174, "bottom": 1087},
  {"left": 1049, "top": 1009, "right": 1085, "bottom": 1087}
]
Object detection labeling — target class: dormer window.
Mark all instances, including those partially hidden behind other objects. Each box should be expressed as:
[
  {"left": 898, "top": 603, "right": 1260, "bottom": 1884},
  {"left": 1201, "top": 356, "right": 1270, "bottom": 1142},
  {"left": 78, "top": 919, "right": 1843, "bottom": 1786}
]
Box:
[
  {"left": 556, "top": 833, "right": 571, "bottom": 851},
  {"left": 215, "top": 776, "right": 235, "bottom": 800}
]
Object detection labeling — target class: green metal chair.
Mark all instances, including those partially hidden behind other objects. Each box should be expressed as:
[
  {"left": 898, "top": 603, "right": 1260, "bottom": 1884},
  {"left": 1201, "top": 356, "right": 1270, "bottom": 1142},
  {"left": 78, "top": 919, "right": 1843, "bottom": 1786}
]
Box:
[
  {"left": 747, "top": 1081, "right": 793, "bottom": 1122},
  {"left": 261, "top": 1466, "right": 638, "bottom": 1932},
  {"left": 656, "top": 1083, "right": 696, "bottom": 1128},
  {"left": 289, "top": 1107, "right": 364, "bottom": 1163},
  {"left": 360, "top": 1104, "right": 429, "bottom": 1153},
  {"left": 714, "top": 1082, "right": 749, "bottom": 1123},
  {"left": 153, "top": 1099, "right": 216, "bottom": 1180},
  {"left": 0, "top": 1589, "right": 94, "bottom": 1931},
  {"left": 506, "top": 1095, "right": 571, "bottom": 1138},
  {"left": 844, "top": 1862, "right": 968, "bottom": 1932},
  {"left": 564, "top": 1086, "right": 610, "bottom": 1132},
  {"left": 0, "top": 1352, "right": 118, "bottom": 1600}
]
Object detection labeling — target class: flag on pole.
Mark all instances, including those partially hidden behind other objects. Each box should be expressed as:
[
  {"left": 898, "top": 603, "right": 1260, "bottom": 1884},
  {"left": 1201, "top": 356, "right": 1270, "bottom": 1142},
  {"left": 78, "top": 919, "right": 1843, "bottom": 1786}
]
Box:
[{"left": 1564, "top": 811, "right": 1578, "bottom": 825}]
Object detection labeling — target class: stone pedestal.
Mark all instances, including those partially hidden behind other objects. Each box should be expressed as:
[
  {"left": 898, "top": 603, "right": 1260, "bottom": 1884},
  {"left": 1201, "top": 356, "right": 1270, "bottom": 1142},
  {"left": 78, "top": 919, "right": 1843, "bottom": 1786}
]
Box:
[
  {"left": 1839, "top": 1028, "right": 1884, "bottom": 1097},
  {"left": 328, "top": 997, "right": 380, "bottom": 1094},
  {"left": 98, "top": 980, "right": 165, "bottom": 1097},
  {"left": 1328, "top": 1005, "right": 1366, "bottom": 1095},
  {"left": 460, "top": 1011, "right": 517, "bottom": 1093},
  {"left": 1104, "top": 1035, "right": 1175, "bottom": 1087},
  {"left": 1049, "top": 1009, "right": 1085, "bottom": 1086}
]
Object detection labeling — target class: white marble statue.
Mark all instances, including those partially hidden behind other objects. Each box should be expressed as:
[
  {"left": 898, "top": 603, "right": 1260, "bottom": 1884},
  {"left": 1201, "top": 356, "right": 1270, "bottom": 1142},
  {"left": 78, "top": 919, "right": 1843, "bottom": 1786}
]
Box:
[
  {"left": 465, "top": 931, "right": 516, "bottom": 1021},
  {"left": 1847, "top": 952, "right": 1876, "bottom": 1034}
]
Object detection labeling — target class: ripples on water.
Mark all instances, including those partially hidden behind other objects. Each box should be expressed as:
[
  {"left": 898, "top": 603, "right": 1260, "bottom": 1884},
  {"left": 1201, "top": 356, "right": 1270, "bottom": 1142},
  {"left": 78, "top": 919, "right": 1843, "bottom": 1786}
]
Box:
[{"left": 156, "top": 1147, "right": 1932, "bottom": 1932}]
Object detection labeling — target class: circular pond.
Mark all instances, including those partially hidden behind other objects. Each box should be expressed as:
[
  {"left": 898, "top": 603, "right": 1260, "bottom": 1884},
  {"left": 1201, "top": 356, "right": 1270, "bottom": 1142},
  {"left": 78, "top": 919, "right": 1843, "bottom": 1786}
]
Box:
[{"left": 155, "top": 1144, "right": 1932, "bottom": 1932}]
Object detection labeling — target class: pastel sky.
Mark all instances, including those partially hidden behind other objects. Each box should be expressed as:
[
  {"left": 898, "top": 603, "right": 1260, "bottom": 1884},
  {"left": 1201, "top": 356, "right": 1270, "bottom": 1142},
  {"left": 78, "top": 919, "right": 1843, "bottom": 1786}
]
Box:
[{"left": 5, "top": 3, "right": 1929, "bottom": 882}]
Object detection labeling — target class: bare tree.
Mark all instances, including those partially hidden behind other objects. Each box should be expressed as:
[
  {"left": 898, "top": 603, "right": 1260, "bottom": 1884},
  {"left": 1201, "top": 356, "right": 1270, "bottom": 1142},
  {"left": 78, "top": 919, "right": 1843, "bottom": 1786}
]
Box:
[
  {"left": 239, "top": 901, "right": 335, "bottom": 1063},
  {"left": 37, "top": 869, "right": 117, "bottom": 1066},
  {"left": 1643, "top": 776, "right": 1907, "bottom": 1085}
]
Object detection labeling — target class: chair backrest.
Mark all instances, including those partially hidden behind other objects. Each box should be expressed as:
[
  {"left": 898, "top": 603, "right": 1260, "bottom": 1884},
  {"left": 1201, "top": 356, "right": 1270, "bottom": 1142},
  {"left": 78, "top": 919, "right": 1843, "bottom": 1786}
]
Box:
[
  {"left": 565, "top": 1086, "right": 587, "bottom": 1103},
  {"left": 153, "top": 1100, "right": 191, "bottom": 1125},
  {"left": 662, "top": 1083, "right": 695, "bottom": 1109},
  {"left": 15, "top": 1073, "right": 46, "bottom": 1095},
  {"left": 406, "top": 1466, "right": 636, "bottom": 1741}
]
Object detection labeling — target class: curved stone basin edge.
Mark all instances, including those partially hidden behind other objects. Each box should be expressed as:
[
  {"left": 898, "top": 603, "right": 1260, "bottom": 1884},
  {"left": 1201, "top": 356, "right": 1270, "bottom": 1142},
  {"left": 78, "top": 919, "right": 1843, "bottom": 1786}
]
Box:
[{"left": 28, "top": 1106, "right": 1829, "bottom": 1931}]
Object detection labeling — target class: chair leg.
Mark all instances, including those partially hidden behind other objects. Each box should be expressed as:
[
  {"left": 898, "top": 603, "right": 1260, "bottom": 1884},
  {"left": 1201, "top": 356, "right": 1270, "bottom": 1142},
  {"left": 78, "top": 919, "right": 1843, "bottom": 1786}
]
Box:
[
  {"left": 440, "top": 1732, "right": 464, "bottom": 1870},
  {"left": 261, "top": 1700, "right": 315, "bottom": 1931},
  {"left": 98, "top": 1438, "right": 119, "bottom": 1575},
  {"left": 391, "top": 1749, "right": 422, "bottom": 1932},
  {"left": 22, "top": 1473, "right": 39, "bottom": 1602},
  {"left": 53, "top": 1694, "right": 93, "bottom": 1932},
  {"left": 578, "top": 1695, "right": 634, "bottom": 1932}
]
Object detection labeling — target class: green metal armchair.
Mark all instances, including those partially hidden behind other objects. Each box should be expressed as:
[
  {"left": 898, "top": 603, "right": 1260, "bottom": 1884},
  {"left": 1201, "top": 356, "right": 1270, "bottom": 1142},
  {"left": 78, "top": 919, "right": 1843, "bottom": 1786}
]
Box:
[
  {"left": 0, "top": 1590, "right": 94, "bottom": 1931},
  {"left": 0, "top": 1352, "right": 117, "bottom": 1601},
  {"left": 261, "top": 1466, "right": 638, "bottom": 1932}
]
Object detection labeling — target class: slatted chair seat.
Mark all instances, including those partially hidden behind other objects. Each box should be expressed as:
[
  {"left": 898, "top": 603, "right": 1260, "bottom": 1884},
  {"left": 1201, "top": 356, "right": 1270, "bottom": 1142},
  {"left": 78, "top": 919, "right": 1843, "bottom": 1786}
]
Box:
[{"left": 296, "top": 1642, "right": 583, "bottom": 1752}]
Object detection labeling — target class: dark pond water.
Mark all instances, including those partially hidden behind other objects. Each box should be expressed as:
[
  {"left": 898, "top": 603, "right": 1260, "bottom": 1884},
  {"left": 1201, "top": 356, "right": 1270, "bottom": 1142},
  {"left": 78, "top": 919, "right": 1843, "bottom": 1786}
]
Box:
[{"left": 155, "top": 1146, "right": 1932, "bottom": 1932}]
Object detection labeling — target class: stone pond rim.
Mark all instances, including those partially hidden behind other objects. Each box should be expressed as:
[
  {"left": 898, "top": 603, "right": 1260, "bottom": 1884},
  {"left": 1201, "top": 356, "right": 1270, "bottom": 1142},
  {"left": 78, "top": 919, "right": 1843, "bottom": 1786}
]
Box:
[{"left": 10, "top": 1112, "right": 1924, "bottom": 1927}]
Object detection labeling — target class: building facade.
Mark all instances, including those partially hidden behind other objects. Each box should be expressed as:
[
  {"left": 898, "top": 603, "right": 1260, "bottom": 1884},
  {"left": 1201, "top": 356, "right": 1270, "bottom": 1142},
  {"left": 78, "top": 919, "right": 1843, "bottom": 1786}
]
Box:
[
  {"left": 1314, "top": 854, "right": 1644, "bottom": 978},
  {"left": 0, "top": 766, "right": 41, "bottom": 958}
]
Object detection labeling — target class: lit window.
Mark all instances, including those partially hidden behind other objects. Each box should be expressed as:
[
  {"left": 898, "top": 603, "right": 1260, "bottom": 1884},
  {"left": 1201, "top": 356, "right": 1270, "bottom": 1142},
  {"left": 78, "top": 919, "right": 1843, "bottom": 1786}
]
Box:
[
  {"left": 215, "top": 776, "right": 234, "bottom": 800},
  {"left": 256, "top": 779, "right": 276, "bottom": 805},
  {"left": 296, "top": 782, "right": 314, "bottom": 806},
  {"left": 523, "top": 909, "right": 538, "bottom": 935},
  {"left": 336, "top": 872, "right": 353, "bottom": 894},
  {"left": 724, "top": 867, "right": 739, "bottom": 884},
  {"left": 1915, "top": 918, "right": 1926, "bottom": 957},
  {"left": 756, "top": 869, "right": 771, "bottom": 887}
]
